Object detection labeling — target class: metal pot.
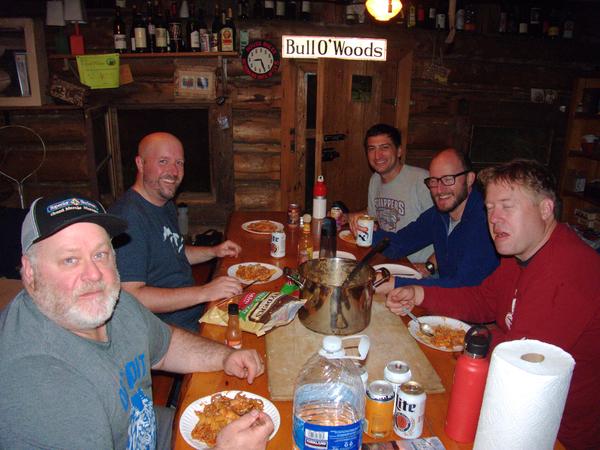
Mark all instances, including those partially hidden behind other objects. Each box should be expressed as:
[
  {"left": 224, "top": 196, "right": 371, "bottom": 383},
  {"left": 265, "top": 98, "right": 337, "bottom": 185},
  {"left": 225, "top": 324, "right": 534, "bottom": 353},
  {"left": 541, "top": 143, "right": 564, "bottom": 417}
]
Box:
[{"left": 286, "top": 258, "right": 390, "bottom": 335}]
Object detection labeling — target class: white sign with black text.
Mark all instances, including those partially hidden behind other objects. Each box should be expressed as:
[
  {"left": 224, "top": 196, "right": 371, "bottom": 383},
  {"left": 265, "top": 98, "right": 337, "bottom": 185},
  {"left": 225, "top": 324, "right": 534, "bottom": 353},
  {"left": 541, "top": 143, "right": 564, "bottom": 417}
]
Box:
[{"left": 282, "top": 35, "right": 387, "bottom": 61}]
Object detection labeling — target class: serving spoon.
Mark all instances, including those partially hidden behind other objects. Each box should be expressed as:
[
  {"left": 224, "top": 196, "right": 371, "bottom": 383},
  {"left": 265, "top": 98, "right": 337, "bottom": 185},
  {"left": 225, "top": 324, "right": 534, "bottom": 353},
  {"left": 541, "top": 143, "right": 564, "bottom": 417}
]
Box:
[{"left": 405, "top": 309, "right": 435, "bottom": 337}]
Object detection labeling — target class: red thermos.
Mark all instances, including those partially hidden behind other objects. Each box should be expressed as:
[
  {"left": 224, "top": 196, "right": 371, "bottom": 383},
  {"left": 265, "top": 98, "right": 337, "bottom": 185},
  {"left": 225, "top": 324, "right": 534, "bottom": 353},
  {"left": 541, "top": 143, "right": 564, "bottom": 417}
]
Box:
[{"left": 445, "top": 325, "right": 492, "bottom": 443}]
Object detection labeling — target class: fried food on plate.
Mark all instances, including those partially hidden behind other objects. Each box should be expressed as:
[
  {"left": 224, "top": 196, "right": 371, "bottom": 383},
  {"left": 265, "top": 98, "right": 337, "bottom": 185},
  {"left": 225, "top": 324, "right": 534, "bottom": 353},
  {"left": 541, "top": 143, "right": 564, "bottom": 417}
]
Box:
[
  {"left": 420, "top": 324, "right": 466, "bottom": 350},
  {"left": 191, "top": 393, "right": 264, "bottom": 447},
  {"left": 235, "top": 264, "right": 276, "bottom": 282},
  {"left": 246, "top": 220, "right": 278, "bottom": 233}
]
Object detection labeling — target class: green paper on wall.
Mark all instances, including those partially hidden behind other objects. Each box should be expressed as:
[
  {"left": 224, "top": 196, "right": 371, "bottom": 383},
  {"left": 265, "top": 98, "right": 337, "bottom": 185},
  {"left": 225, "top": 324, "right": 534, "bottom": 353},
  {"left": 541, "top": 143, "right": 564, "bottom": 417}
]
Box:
[{"left": 76, "top": 54, "right": 120, "bottom": 89}]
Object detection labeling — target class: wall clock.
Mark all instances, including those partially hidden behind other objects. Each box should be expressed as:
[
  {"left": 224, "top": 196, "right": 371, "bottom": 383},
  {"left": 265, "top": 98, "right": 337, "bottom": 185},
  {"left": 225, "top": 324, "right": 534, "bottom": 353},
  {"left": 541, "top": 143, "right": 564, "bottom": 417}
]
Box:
[{"left": 241, "top": 40, "right": 281, "bottom": 80}]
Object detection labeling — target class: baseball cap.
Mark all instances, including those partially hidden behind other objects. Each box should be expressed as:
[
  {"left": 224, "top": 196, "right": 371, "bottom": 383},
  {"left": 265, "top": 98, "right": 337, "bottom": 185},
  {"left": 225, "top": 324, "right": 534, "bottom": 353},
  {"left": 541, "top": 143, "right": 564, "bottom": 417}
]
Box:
[{"left": 21, "top": 194, "right": 127, "bottom": 254}]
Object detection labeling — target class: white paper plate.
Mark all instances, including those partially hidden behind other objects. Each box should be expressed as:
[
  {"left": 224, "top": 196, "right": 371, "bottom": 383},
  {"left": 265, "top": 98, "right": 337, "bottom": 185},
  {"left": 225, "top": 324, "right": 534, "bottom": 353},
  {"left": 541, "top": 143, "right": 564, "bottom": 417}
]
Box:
[
  {"left": 227, "top": 262, "right": 283, "bottom": 284},
  {"left": 312, "top": 250, "right": 356, "bottom": 260},
  {"left": 179, "top": 390, "right": 280, "bottom": 449},
  {"left": 338, "top": 229, "right": 357, "bottom": 245},
  {"left": 373, "top": 263, "right": 422, "bottom": 280},
  {"left": 408, "top": 315, "right": 470, "bottom": 352},
  {"left": 241, "top": 220, "right": 284, "bottom": 235}
]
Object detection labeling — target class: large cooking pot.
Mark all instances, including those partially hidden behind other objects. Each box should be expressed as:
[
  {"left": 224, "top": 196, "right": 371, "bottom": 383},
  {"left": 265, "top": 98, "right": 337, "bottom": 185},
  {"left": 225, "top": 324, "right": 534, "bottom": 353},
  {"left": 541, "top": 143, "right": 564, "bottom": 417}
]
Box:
[{"left": 286, "top": 258, "right": 390, "bottom": 335}]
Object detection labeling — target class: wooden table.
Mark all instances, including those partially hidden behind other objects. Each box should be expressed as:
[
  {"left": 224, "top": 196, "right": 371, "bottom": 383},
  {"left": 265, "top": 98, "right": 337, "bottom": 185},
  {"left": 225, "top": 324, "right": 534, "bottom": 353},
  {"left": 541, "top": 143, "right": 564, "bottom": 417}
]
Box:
[{"left": 173, "top": 211, "right": 565, "bottom": 450}]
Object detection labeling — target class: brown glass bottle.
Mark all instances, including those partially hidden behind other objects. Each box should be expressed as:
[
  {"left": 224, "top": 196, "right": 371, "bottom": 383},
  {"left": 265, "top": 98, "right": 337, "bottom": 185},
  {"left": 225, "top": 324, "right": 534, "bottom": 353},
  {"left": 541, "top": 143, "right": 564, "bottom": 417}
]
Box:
[{"left": 225, "top": 303, "right": 242, "bottom": 349}]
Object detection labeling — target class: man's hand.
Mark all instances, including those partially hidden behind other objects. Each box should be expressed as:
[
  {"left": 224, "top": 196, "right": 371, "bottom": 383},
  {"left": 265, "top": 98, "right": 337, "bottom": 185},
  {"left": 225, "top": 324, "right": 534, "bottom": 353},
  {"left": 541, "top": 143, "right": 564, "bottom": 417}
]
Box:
[
  {"left": 214, "top": 410, "right": 273, "bottom": 450},
  {"left": 223, "top": 349, "right": 265, "bottom": 384},
  {"left": 200, "top": 276, "right": 243, "bottom": 302},
  {"left": 214, "top": 240, "right": 242, "bottom": 258},
  {"left": 348, "top": 212, "right": 366, "bottom": 236},
  {"left": 386, "top": 286, "right": 425, "bottom": 316}
]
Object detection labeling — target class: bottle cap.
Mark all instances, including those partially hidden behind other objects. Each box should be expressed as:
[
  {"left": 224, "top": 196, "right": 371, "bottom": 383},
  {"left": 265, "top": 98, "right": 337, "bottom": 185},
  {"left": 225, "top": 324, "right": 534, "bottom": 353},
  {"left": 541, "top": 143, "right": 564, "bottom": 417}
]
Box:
[
  {"left": 313, "top": 175, "right": 327, "bottom": 197},
  {"left": 464, "top": 325, "right": 491, "bottom": 357},
  {"left": 228, "top": 303, "right": 239, "bottom": 315}
]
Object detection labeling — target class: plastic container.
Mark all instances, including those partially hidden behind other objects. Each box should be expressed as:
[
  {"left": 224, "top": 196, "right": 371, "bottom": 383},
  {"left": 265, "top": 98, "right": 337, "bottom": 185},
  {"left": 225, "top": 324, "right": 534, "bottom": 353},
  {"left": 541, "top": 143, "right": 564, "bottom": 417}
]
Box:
[
  {"left": 444, "top": 325, "right": 491, "bottom": 443},
  {"left": 293, "top": 335, "right": 369, "bottom": 450},
  {"left": 312, "top": 175, "right": 327, "bottom": 219}
]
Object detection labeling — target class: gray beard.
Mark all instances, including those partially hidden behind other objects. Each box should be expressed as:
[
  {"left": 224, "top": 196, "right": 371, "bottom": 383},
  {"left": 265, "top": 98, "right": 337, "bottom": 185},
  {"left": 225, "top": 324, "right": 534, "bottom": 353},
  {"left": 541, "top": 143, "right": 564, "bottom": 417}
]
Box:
[{"left": 32, "top": 271, "right": 121, "bottom": 331}]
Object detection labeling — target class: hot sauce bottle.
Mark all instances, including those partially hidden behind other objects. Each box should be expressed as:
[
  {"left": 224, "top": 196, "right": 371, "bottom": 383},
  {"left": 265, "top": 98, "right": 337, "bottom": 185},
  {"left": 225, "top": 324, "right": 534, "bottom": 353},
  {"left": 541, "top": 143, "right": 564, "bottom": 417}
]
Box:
[{"left": 225, "top": 303, "right": 242, "bottom": 349}]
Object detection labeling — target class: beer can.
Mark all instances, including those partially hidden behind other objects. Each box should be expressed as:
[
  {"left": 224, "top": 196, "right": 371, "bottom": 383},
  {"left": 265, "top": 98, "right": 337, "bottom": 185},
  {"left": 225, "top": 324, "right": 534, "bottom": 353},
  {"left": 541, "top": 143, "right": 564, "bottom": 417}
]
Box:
[
  {"left": 365, "top": 380, "right": 395, "bottom": 438},
  {"left": 394, "top": 381, "right": 426, "bottom": 439},
  {"left": 384, "top": 360, "right": 412, "bottom": 395},
  {"left": 270, "top": 231, "right": 286, "bottom": 258},
  {"left": 356, "top": 215, "right": 374, "bottom": 247},
  {"left": 288, "top": 203, "right": 300, "bottom": 227}
]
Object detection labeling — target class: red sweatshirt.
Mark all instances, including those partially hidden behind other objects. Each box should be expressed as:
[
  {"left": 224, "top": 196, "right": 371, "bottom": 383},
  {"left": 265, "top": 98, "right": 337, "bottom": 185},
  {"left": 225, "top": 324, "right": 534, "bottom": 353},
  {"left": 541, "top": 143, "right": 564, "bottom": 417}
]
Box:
[{"left": 422, "top": 224, "right": 600, "bottom": 450}]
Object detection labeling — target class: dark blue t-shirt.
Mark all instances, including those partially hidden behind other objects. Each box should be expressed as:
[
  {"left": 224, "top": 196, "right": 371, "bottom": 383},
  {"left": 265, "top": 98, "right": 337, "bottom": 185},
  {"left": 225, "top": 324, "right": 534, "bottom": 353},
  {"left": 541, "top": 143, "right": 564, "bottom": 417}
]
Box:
[{"left": 110, "top": 189, "right": 203, "bottom": 330}]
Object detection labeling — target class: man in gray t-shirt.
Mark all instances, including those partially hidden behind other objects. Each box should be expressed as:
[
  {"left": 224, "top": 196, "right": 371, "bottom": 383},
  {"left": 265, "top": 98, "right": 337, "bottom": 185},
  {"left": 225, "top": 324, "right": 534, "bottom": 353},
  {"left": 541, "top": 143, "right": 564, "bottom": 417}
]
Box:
[
  {"left": 0, "top": 194, "right": 272, "bottom": 449},
  {"left": 349, "top": 123, "right": 433, "bottom": 263}
]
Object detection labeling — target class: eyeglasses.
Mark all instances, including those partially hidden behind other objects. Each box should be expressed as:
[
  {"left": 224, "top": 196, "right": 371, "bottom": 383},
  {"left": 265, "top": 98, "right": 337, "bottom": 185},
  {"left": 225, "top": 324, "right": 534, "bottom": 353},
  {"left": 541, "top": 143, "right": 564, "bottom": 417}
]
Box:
[{"left": 424, "top": 170, "right": 469, "bottom": 188}]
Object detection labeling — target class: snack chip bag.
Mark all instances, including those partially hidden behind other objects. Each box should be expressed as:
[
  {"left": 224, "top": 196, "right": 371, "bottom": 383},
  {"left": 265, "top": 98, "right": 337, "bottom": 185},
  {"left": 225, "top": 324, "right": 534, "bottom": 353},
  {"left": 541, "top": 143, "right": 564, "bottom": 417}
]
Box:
[{"left": 200, "top": 291, "right": 305, "bottom": 336}]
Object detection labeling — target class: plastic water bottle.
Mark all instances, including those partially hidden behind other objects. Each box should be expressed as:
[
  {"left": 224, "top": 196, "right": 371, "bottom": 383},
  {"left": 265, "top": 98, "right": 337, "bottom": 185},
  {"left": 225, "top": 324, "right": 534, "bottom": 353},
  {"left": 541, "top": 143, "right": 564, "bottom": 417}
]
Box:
[
  {"left": 293, "top": 335, "right": 369, "bottom": 450},
  {"left": 445, "top": 325, "right": 491, "bottom": 443}
]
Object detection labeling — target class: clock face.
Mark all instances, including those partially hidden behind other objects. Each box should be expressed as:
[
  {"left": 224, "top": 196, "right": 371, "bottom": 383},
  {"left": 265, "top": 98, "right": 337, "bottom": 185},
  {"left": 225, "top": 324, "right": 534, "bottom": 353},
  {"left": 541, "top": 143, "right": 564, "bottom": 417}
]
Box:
[{"left": 241, "top": 40, "right": 281, "bottom": 80}]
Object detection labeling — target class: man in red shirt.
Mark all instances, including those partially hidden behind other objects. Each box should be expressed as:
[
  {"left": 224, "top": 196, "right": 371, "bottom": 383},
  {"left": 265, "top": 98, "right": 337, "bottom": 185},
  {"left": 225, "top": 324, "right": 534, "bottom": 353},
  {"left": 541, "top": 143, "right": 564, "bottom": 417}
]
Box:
[{"left": 386, "top": 159, "right": 600, "bottom": 450}]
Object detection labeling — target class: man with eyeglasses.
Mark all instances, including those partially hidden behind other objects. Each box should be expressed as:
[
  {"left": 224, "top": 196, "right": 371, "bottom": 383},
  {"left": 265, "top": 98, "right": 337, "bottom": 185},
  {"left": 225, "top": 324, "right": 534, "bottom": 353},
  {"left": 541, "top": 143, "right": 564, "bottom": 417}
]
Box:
[
  {"left": 385, "top": 159, "right": 600, "bottom": 450},
  {"left": 349, "top": 123, "right": 433, "bottom": 263},
  {"left": 374, "top": 148, "right": 499, "bottom": 292}
]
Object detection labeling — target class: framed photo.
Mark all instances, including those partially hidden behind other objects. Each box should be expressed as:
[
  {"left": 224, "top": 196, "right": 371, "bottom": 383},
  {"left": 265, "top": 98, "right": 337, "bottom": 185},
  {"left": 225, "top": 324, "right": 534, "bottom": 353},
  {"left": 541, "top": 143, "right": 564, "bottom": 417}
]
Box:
[
  {"left": 0, "top": 18, "right": 48, "bottom": 106},
  {"left": 174, "top": 66, "right": 215, "bottom": 99}
]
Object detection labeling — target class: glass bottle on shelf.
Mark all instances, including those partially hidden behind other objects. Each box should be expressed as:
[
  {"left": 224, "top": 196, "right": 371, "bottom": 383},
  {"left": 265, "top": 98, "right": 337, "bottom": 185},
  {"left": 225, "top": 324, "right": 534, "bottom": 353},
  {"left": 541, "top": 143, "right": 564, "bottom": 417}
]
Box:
[
  {"left": 238, "top": 0, "right": 249, "bottom": 20},
  {"left": 133, "top": 4, "right": 148, "bottom": 52},
  {"left": 455, "top": 0, "right": 465, "bottom": 32},
  {"left": 562, "top": 9, "right": 574, "bottom": 39},
  {"left": 113, "top": 6, "right": 127, "bottom": 54},
  {"left": 498, "top": 1, "right": 508, "bottom": 34},
  {"left": 300, "top": 0, "right": 311, "bottom": 21},
  {"left": 154, "top": 3, "right": 168, "bottom": 52},
  {"left": 416, "top": 3, "right": 426, "bottom": 27},
  {"left": 427, "top": 3, "right": 437, "bottom": 29},
  {"left": 264, "top": 0, "right": 275, "bottom": 19},
  {"left": 275, "top": 0, "right": 286, "bottom": 19},
  {"left": 529, "top": 5, "right": 542, "bottom": 36},
  {"left": 197, "top": 8, "right": 209, "bottom": 52},
  {"left": 129, "top": 4, "right": 137, "bottom": 52},
  {"left": 517, "top": 6, "right": 528, "bottom": 35},
  {"left": 210, "top": 4, "right": 221, "bottom": 51},
  {"left": 220, "top": 7, "right": 235, "bottom": 52},
  {"left": 406, "top": 1, "right": 416, "bottom": 29},
  {"left": 168, "top": 0, "right": 183, "bottom": 52},
  {"left": 435, "top": 0, "right": 446, "bottom": 30},
  {"left": 287, "top": 0, "right": 297, "bottom": 20},
  {"left": 145, "top": 0, "right": 156, "bottom": 52},
  {"left": 188, "top": 1, "right": 200, "bottom": 51}
]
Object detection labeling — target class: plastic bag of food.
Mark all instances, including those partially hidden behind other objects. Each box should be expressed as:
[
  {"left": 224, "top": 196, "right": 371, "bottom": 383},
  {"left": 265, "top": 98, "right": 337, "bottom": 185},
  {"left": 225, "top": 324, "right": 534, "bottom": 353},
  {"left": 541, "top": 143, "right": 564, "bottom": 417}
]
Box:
[{"left": 200, "top": 291, "right": 306, "bottom": 336}]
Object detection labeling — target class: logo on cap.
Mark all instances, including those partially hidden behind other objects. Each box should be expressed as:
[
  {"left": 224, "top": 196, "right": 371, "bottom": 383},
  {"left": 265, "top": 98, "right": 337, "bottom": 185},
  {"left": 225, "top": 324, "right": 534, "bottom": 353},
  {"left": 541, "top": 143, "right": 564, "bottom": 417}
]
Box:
[{"left": 46, "top": 198, "right": 102, "bottom": 217}]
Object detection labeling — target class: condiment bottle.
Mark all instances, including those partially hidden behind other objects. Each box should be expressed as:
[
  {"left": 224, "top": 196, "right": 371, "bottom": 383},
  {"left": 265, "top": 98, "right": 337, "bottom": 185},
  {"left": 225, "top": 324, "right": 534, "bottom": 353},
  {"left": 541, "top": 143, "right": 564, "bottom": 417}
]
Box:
[
  {"left": 312, "top": 175, "right": 327, "bottom": 219},
  {"left": 297, "top": 215, "right": 313, "bottom": 266},
  {"left": 445, "top": 325, "right": 491, "bottom": 443},
  {"left": 225, "top": 303, "right": 242, "bottom": 349}
]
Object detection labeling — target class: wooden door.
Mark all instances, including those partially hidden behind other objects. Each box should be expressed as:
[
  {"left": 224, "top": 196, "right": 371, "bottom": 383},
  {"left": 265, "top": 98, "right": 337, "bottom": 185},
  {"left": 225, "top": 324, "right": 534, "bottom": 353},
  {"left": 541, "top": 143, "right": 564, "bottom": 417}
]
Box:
[{"left": 280, "top": 50, "right": 412, "bottom": 212}]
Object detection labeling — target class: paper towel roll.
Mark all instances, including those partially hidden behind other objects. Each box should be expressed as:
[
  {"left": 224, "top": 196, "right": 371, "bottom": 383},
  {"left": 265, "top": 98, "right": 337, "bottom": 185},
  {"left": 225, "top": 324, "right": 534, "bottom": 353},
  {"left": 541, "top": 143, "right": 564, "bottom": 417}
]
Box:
[{"left": 473, "top": 340, "right": 575, "bottom": 450}]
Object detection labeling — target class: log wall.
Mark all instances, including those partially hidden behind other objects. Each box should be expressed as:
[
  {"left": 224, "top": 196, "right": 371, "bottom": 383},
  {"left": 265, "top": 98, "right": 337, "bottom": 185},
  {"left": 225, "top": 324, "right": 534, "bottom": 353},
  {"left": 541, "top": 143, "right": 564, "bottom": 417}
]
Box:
[{"left": 1, "top": 8, "right": 599, "bottom": 224}]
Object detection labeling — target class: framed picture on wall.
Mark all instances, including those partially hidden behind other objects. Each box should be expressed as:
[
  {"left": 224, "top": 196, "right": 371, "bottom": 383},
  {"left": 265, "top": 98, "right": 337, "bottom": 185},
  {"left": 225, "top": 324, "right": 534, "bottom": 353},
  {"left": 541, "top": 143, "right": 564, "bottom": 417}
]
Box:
[{"left": 174, "top": 66, "right": 215, "bottom": 99}]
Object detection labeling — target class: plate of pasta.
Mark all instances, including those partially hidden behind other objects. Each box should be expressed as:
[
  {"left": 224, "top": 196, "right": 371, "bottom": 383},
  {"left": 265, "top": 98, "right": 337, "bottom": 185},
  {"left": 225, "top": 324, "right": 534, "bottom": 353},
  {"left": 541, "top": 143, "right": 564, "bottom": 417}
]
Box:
[
  {"left": 228, "top": 263, "right": 283, "bottom": 284},
  {"left": 179, "top": 390, "right": 280, "bottom": 449},
  {"left": 241, "top": 220, "right": 284, "bottom": 235},
  {"left": 408, "top": 316, "right": 469, "bottom": 352}
]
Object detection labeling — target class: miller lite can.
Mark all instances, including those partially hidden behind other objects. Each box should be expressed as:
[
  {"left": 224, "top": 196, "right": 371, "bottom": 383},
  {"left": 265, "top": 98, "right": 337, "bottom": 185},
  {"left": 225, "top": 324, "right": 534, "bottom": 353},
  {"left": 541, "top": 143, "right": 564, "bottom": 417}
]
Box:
[
  {"left": 356, "top": 215, "right": 374, "bottom": 247},
  {"left": 270, "top": 231, "right": 286, "bottom": 258},
  {"left": 394, "top": 380, "right": 426, "bottom": 439}
]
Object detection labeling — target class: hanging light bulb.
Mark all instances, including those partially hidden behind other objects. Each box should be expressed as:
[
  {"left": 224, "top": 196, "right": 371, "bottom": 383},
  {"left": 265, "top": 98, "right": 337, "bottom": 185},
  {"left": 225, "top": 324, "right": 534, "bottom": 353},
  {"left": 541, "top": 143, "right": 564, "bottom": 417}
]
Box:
[{"left": 365, "top": 0, "right": 402, "bottom": 21}]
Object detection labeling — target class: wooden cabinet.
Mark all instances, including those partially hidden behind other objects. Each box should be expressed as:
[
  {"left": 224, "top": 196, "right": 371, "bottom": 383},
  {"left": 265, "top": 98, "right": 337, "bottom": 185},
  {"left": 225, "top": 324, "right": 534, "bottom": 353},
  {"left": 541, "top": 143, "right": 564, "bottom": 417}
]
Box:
[{"left": 559, "top": 78, "right": 600, "bottom": 224}]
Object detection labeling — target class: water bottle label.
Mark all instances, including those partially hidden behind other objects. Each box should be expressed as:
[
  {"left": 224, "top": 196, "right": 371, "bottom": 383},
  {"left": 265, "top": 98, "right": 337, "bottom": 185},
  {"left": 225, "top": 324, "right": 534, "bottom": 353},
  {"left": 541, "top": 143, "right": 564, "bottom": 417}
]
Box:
[{"left": 293, "top": 416, "right": 362, "bottom": 450}]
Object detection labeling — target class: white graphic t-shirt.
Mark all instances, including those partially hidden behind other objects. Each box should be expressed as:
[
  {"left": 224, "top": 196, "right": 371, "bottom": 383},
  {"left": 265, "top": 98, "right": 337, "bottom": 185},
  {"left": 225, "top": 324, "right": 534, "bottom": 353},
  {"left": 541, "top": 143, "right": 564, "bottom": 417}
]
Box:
[{"left": 368, "top": 164, "right": 433, "bottom": 263}]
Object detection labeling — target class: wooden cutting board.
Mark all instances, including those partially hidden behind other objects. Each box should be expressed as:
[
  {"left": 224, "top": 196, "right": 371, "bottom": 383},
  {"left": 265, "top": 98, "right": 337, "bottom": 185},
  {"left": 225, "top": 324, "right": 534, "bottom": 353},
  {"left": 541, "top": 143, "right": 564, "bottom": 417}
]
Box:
[{"left": 265, "top": 296, "right": 444, "bottom": 400}]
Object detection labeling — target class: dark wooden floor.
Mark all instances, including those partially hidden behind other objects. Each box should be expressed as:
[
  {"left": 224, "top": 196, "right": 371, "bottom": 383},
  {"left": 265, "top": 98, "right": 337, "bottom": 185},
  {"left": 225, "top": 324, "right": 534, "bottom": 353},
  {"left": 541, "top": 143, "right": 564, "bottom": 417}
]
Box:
[{"left": 151, "top": 259, "right": 217, "bottom": 407}]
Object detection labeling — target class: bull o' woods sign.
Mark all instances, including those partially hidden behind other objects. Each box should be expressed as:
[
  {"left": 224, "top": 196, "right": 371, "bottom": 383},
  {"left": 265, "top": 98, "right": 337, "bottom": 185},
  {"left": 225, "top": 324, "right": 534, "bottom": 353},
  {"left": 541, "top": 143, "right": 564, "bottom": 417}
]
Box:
[{"left": 282, "top": 35, "right": 387, "bottom": 61}]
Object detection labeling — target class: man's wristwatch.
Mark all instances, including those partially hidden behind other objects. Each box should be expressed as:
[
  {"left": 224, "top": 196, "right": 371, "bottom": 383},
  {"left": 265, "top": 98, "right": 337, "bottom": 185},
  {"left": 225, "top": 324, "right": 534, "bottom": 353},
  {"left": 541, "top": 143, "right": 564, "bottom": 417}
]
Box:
[{"left": 425, "top": 261, "right": 436, "bottom": 276}]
